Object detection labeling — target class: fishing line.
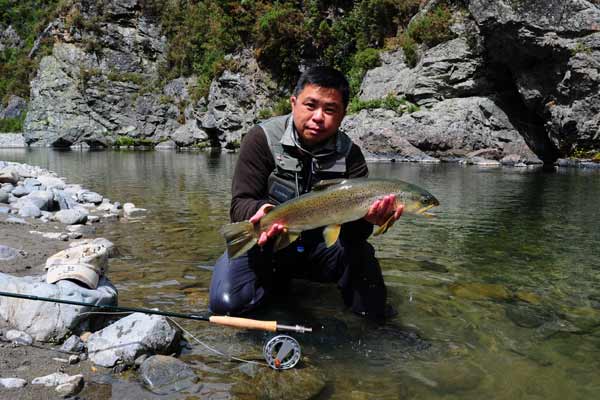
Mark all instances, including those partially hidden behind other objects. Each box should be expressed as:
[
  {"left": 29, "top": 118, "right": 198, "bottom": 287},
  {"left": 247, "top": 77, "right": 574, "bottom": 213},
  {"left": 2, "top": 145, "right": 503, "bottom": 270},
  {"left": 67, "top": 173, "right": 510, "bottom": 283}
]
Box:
[{"left": 77, "top": 310, "right": 268, "bottom": 367}]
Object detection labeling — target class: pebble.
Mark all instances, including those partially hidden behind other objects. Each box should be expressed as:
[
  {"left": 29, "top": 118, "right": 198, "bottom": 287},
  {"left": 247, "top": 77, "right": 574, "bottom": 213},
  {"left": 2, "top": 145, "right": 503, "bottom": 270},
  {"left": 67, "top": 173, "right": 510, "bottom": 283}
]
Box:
[
  {"left": 55, "top": 375, "right": 84, "bottom": 397},
  {"left": 68, "top": 355, "right": 80, "bottom": 364},
  {"left": 61, "top": 335, "right": 85, "bottom": 353},
  {"left": 5, "top": 330, "right": 33, "bottom": 345},
  {"left": 32, "top": 372, "right": 72, "bottom": 386},
  {"left": 0, "top": 377, "right": 27, "bottom": 389}
]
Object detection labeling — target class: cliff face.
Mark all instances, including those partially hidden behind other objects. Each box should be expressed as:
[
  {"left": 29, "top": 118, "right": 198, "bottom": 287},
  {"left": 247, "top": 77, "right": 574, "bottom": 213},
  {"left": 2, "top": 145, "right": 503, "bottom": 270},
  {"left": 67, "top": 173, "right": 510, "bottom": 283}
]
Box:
[{"left": 20, "top": 0, "right": 600, "bottom": 164}]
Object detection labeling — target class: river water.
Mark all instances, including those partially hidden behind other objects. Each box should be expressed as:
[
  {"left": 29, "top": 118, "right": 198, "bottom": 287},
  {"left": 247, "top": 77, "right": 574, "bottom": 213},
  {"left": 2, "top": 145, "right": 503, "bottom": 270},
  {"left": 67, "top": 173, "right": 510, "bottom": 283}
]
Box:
[{"left": 2, "top": 148, "right": 600, "bottom": 399}]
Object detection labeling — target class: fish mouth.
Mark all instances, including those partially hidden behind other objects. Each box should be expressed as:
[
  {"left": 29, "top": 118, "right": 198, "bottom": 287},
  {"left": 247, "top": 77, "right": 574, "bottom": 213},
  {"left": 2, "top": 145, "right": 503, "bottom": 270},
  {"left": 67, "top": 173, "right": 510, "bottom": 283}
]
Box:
[{"left": 416, "top": 204, "right": 436, "bottom": 216}]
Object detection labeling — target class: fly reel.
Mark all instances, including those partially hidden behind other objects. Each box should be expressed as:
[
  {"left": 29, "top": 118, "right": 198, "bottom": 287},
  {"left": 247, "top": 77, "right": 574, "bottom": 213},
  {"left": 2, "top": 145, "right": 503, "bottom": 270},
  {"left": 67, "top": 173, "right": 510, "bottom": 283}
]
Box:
[{"left": 263, "top": 335, "right": 302, "bottom": 370}]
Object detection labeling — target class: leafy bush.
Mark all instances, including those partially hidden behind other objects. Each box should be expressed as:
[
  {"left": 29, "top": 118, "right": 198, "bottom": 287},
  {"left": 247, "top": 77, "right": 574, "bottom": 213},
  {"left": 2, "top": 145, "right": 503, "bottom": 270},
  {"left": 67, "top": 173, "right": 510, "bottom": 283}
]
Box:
[
  {"left": 347, "top": 48, "right": 381, "bottom": 97},
  {"left": 348, "top": 94, "right": 418, "bottom": 114},
  {"left": 0, "top": 113, "right": 26, "bottom": 132}
]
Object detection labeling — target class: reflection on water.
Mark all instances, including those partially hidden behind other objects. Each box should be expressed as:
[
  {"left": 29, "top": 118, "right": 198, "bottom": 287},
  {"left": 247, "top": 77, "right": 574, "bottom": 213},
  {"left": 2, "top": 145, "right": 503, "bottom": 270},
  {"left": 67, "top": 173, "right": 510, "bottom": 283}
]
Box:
[{"left": 3, "top": 149, "right": 600, "bottom": 399}]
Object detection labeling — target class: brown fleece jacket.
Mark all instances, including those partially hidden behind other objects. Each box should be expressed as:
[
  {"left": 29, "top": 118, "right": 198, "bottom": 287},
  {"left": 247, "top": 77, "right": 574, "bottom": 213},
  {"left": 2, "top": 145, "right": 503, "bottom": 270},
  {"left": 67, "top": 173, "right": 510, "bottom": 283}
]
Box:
[{"left": 230, "top": 125, "right": 374, "bottom": 241}]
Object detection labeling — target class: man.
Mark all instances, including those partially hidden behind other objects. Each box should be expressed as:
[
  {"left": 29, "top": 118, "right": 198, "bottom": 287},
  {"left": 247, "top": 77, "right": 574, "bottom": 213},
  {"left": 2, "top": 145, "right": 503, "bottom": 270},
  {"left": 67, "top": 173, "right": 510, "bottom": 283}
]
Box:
[{"left": 209, "top": 66, "right": 403, "bottom": 321}]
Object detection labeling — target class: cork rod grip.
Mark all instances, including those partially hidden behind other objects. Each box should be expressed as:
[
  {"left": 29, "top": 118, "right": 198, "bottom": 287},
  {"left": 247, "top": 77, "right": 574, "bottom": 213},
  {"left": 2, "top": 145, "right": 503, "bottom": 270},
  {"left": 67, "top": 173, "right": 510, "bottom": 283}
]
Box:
[{"left": 209, "top": 316, "right": 278, "bottom": 332}]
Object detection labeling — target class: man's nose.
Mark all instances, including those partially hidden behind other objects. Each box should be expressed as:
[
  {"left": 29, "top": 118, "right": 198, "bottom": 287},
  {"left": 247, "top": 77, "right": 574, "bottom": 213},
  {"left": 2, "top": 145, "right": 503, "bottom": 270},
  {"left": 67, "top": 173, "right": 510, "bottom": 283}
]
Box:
[{"left": 312, "top": 108, "right": 324, "bottom": 122}]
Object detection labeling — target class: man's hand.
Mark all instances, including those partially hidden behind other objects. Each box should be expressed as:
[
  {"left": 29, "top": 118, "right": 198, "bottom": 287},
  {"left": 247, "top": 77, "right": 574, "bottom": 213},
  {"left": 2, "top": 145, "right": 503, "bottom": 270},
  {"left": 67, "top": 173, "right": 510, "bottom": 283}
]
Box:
[
  {"left": 249, "top": 204, "right": 285, "bottom": 246},
  {"left": 364, "top": 194, "right": 404, "bottom": 227}
]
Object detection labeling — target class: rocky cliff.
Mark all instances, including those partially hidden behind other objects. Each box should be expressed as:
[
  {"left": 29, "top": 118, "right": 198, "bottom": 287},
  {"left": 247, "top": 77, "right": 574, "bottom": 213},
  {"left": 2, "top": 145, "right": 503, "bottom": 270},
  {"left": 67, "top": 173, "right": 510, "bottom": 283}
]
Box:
[{"left": 18, "top": 0, "right": 600, "bottom": 165}]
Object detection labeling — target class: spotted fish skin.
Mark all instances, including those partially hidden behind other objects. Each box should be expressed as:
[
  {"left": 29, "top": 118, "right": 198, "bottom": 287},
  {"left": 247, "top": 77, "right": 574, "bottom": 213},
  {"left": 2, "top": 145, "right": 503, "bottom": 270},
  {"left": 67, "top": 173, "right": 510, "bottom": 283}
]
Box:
[{"left": 221, "top": 178, "right": 439, "bottom": 259}]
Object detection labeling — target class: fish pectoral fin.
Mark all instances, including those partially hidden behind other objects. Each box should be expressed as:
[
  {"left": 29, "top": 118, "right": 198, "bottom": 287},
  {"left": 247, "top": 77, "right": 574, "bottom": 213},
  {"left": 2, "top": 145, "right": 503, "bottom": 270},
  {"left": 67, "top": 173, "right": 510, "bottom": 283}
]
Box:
[
  {"left": 273, "top": 231, "right": 301, "bottom": 252},
  {"left": 373, "top": 215, "right": 396, "bottom": 236},
  {"left": 323, "top": 224, "right": 341, "bottom": 247}
]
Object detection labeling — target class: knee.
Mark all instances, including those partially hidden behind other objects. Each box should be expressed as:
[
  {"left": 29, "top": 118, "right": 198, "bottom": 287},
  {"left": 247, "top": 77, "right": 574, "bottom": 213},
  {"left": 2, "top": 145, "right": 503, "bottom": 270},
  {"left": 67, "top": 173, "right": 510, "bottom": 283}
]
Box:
[{"left": 209, "top": 279, "right": 261, "bottom": 316}]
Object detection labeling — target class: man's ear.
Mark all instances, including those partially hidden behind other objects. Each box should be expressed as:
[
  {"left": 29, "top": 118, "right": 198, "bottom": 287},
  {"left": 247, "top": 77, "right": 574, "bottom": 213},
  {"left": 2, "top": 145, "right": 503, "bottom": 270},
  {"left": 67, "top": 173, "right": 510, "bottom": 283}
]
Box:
[{"left": 290, "top": 96, "right": 297, "bottom": 110}]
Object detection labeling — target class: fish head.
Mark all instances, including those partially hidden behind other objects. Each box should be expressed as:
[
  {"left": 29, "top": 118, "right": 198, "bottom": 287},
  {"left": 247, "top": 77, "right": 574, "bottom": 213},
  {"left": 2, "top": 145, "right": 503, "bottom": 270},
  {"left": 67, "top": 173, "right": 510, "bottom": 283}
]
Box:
[{"left": 396, "top": 188, "right": 439, "bottom": 215}]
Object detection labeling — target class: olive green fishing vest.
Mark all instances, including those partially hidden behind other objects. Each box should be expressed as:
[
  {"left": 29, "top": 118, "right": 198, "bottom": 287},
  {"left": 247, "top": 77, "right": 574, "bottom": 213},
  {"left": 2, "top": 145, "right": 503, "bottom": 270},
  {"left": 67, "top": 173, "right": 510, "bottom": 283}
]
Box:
[{"left": 259, "top": 114, "right": 353, "bottom": 205}]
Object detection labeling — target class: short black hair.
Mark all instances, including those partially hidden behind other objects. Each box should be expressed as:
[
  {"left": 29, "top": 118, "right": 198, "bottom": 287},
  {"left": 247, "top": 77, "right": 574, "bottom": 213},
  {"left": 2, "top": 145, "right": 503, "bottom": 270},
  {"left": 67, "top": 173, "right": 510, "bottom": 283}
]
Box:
[{"left": 293, "top": 66, "right": 350, "bottom": 108}]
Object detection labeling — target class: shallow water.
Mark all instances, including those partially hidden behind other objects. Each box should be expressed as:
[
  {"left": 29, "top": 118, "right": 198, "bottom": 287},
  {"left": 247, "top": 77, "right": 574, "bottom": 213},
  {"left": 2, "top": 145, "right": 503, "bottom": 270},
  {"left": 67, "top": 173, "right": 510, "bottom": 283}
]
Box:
[{"left": 3, "top": 148, "right": 600, "bottom": 399}]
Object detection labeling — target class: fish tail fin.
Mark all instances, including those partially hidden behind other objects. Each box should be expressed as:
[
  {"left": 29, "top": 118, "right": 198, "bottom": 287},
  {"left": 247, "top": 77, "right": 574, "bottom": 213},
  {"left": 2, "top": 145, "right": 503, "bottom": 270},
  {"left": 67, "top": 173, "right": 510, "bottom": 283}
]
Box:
[{"left": 220, "top": 221, "right": 258, "bottom": 259}]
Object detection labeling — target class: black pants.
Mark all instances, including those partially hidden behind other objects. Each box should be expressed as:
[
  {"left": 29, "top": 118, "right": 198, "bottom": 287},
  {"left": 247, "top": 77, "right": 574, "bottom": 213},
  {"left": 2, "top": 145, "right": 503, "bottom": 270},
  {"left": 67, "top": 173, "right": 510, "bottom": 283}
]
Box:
[{"left": 208, "top": 231, "right": 387, "bottom": 319}]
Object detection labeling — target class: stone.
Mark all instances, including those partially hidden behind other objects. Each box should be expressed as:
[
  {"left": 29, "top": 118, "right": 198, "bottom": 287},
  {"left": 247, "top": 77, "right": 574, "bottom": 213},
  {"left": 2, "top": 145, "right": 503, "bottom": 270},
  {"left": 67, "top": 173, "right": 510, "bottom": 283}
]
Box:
[
  {"left": 5, "top": 330, "right": 33, "bottom": 345},
  {"left": 0, "top": 245, "right": 25, "bottom": 261},
  {"left": 0, "top": 191, "right": 8, "bottom": 203},
  {"left": 60, "top": 335, "right": 85, "bottom": 353},
  {"left": 18, "top": 203, "right": 42, "bottom": 218},
  {"left": 155, "top": 139, "right": 177, "bottom": 150},
  {"left": 87, "top": 313, "right": 180, "bottom": 367},
  {"left": 0, "top": 273, "right": 118, "bottom": 342},
  {"left": 17, "top": 191, "right": 55, "bottom": 211},
  {"left": 37, "top": 175, "right": 66, "bottom": 190},
  {"left": 0, "top": 95, "right": 26, "bottom": 119},
  {"left": 11, "top": 185, "right": 31, "bottom": 197},
  {"left": 0, "top": 377, "right": 27, "bottom": 389},
  {"left": 139, "top": 355, "right": 199, "bottom": 395},
  {"left": 32, "top": 372, "right": 72, "bottom": 386},
  {"left": 77, "top": 191, "right": 103, "bottom": 204},
  {"left": 0, "top": 169, "right": 19, "bottom": 185},
  {"left": 123, "top": 202, "right": 146, "bottom": 218},
  {"left": 55, "top": 208, "right": 88, "bottom": 225},
  {"left": 55, "top": 375, "right": 84, "bottom": 397}
]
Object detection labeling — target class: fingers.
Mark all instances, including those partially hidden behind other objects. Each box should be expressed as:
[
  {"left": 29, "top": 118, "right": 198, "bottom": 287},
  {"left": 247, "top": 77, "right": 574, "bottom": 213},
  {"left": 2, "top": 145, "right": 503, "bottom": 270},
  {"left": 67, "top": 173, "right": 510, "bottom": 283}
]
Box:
[
  {"left": 257, "top": 223, "right": 285, "bottom": 246},
  {"left": 249, "top": 203, "right": 275, "bottom": 224},
  {"left": 366, "top": 194, "right": 404, "bottom": 226}
]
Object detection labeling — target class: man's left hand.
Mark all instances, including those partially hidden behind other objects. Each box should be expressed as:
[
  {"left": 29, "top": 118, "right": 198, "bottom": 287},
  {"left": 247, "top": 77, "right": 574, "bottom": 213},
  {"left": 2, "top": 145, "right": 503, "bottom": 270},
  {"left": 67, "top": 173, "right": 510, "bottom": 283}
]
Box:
[{"left": 364, "top": 194, "right": 404, "bottom": 226}]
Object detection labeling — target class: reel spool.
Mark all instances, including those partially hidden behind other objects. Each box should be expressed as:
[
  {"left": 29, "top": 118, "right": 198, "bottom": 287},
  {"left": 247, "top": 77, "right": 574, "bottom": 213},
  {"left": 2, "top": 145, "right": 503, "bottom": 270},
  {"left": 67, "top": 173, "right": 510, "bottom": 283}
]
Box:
[{"left": 263, "top": 335, "right": 302, "bottom": 370}]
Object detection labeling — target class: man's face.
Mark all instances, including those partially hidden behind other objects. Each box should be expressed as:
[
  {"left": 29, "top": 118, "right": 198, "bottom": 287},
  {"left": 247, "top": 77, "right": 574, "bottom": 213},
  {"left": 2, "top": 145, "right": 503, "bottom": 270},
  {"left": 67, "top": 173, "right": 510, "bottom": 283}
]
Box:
[{"left": 290, "top": 84, "right": 346, "bottom": 147}]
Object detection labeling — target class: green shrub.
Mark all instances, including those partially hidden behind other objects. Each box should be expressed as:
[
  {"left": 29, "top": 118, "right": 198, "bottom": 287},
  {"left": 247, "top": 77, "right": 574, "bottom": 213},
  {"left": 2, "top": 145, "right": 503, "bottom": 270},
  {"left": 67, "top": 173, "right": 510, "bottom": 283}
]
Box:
[
  {"left": 347, "top": 48, "right": 381, "bottom": 97},
  {"left": 0, "top": 113, "right": 25, "bottom": 132},
  {"left": 406, "top": 4, "right": 455, "bottom": 48},
  {"left": 348, "top": 94, "right": 418, "bottom": 114}
]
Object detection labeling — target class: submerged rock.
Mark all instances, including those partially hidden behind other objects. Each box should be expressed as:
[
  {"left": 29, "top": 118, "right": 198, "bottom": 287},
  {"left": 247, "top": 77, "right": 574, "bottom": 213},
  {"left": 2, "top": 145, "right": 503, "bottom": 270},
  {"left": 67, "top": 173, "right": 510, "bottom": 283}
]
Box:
[
  {"left": 449, "top": 282, "right": 512, "bottom": 301},
  {"left": 232, "top": 364, "right": 327, "bottom": 400},
  {"left": 87, "top": 313, "right": 180, "bottom": 368},
  {"left": 139, "top": 355, "right": 199, "bottom": 395}
]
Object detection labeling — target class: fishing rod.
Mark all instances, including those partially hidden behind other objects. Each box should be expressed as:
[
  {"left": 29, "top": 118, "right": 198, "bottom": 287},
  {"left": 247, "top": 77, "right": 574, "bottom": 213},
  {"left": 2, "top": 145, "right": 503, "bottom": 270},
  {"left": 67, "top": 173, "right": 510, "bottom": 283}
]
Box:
[
  {"left": 0, "top": 290, "right": 312, "bottom": 334},
  {"left": 0, "top": 290, "right": 310, "bottom": 369}
]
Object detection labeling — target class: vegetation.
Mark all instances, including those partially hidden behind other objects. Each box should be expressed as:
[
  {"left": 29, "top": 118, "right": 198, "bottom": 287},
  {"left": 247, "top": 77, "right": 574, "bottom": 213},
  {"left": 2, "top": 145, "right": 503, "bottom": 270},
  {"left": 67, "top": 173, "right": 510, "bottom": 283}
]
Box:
[
  {"left": 0, "top": 113, "right": 26, "bottom": 132},
  {"left": 114, "top": 135, "right": 155, "bottom": 147},
  {"left": 1, "top": 0, "right": 458, "bottom": 109},
  {"left": 348, "top": 93, "right": 419, "bottom": 114},
  {"left": 0, "top": 0, "right": 71, "bottom": 103}
]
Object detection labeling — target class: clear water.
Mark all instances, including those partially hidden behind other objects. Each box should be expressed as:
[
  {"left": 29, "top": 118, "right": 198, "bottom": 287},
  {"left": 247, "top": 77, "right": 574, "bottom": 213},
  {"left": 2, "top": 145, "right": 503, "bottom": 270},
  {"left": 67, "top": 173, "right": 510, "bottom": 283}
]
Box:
[{"left": 2, "top": 148, "right": 600, "bottom": 399}]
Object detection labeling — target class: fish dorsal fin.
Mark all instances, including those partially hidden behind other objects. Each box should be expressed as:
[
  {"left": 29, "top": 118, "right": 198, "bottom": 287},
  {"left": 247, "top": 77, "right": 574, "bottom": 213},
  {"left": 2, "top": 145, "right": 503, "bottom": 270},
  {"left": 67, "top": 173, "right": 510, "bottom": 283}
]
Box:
[
  {"left": 312, "top": 179, "right": 347, "bottom": 191},
  {"left": 323, "top": 224, "right": 341, "bottom": 247},
  {"left": 273, "top": 231, "right": 301, "bottom": 252}
]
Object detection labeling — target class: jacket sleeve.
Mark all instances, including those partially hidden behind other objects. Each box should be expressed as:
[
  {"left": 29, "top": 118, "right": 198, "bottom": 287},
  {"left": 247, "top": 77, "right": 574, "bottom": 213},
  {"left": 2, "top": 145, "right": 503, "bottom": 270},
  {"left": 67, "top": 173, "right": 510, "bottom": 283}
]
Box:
[
  {"left": 341, "top": 143, "right": 374, "bottom": 242},
  {"left": 230, "top": 126, "right": 276, "bottom": 222}
]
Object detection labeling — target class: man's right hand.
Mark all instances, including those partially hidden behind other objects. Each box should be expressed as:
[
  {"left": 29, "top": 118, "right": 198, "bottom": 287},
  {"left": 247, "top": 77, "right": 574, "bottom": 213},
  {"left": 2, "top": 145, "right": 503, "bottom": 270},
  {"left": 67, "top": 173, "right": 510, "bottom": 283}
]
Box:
[{"left": 249, "top": 204, "right": 285, "bottom": 246}]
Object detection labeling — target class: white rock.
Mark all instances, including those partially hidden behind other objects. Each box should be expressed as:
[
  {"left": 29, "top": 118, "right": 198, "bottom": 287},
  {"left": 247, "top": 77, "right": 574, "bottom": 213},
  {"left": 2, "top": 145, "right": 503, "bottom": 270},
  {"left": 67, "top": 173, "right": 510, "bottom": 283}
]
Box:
[
  {"left": 32, "top": 372, "right": 72, "bottom": 386},
  {"left": 55, "top": 375, "right": 84, "bottom": 397},
  {"left": 0, "top": 377, "right": 27, "bottom": 388},
  {"left": 123, "top": 202, "right": 146, "bottom": 218},
  {"left": 87, "top": 313, "right": 180, "bottom": 367},
  {"left": 5, "top": 329, "right": 33, "bottom": 345},
  {"left": 0, "top": 273, "right": 117, "bottom": 342},
  {"left": 37, "top": 175, "right": 66, "bottom": 190}
]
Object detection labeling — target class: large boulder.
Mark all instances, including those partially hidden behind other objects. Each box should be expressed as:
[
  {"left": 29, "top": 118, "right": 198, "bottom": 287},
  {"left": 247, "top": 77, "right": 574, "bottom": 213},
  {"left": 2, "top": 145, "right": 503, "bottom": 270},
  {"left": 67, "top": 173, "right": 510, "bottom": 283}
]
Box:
[
  {"left": 199, "top": 50, "right": 281, "bottom": 147},
  {"left": 0, "top": 273, "right": 118, "bottom": 342},
  {"left": 343, "top": 97, "right": 542, "bottom": 163},
  {"left": 468, "top": 0, "right": 600, "bottom": 156}
]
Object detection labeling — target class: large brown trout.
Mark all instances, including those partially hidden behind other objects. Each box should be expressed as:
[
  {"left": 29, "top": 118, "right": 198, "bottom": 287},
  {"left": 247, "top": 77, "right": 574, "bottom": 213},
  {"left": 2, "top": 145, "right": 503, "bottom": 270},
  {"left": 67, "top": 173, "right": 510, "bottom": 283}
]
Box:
[{"left": 221, "top": 178, "right": 439, "bottom": 259}]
